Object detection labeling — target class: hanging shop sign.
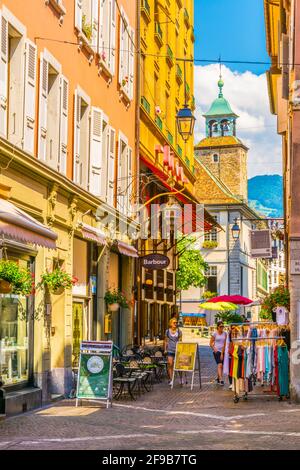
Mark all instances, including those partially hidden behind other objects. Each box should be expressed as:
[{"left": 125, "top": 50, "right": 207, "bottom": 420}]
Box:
[
  {"left": 172, "top": 342, "right": 201, "bottom": 391},
  {"left": 250, "top": 230, "right": 272, "bottom": 258},
  {"left": 76, "top": 341, "right": 113, "bottom": 408},
  {"left": 140, "top": 254, "right": 170, "bottom": 270}
]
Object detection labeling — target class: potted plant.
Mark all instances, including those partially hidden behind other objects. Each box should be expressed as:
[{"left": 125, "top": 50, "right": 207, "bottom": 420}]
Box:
[
  {"left": 38, "top": 268, "right": 78, "bottom": 295},
  {"left": 104, "top": 289, "right": 129, "bottom": 311},
  {"left": 82, "top": 15, "right": 96, "bottom": 41},
  {"left": 0, "top": 260, "right": 34, "bottom": 296},
  {"left": 260, "top": 286, "right": 290, "bottom": 321},
  {"left": 202, "top": 290, "right": 218, "bottom": 300}
]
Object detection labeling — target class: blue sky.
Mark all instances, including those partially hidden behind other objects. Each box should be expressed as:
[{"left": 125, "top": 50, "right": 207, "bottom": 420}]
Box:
[
  {"left": 194, "top": 0, "right": 271, "bottom": 75},
  {"left": 193, "top": 0, "right": 282, "bottom": 177}
]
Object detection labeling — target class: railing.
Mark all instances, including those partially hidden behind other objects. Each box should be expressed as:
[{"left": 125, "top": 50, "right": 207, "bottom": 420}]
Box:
[
  {"left": 141, "top": 96, "right": 150, "bottom": 114},
  {"left": 176, "top": 64, "right": 183, "bottom": 81},
  {"left": 177, "top": 144, "right": 183, "bottom": 157},
  {"left": 185, "top": 156, "right": 190, "bottom": 167},
  {"left": 167, "top": 131, "right": 173, "bottom": 145}
]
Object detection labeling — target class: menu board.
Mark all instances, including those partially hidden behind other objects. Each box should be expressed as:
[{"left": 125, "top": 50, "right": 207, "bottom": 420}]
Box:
[{"left": 174, "top": 343, "right": 197, "bottom": 372}]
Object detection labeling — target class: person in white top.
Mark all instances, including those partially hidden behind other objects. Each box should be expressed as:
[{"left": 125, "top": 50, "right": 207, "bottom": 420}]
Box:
[{"left": 210, "top": 321, "right": 227, "bottom": 386}]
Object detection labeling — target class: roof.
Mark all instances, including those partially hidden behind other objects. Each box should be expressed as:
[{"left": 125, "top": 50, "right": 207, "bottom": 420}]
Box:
[
  {"left": 195, "top": 136, "right": 248, "bottom": 150},
  {"left": 203, "top": 96, "right": 238, "bottom": 118}
]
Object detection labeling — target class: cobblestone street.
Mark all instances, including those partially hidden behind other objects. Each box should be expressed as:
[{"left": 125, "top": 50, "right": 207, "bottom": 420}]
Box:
[{"left": 0, "top": 342, "right": 300, "bottom": 450}]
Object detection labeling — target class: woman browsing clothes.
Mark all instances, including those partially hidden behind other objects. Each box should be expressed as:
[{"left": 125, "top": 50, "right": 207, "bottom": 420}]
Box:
[
  {"left": 210, "top": 321, "right": 227, "bottom": 386},
  {"left": 164, "top": 317, "right": 182, "bottom": 386}
]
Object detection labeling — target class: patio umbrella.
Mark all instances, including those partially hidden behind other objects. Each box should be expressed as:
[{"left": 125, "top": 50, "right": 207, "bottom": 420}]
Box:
[
  {"left": 200, "top": 301, "right": 238, "bottom": 312},
  {"left": 207, "top": 295, "right": 253, "bottom": 305}
]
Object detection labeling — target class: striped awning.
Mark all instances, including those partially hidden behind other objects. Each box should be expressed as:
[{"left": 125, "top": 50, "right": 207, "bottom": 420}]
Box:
[
  {"left": 0, "top": 198, "right": 57, "bottom": 249},
  {"left": 117, "top": 241, "right": 138, "bottom": 258},
  {"left": 81, "top": 223, "right": 107, "bottom": 246}
]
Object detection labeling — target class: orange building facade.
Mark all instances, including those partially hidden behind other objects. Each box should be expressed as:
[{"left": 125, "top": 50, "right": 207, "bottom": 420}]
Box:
[{"left": 0, "top": 0, "right": 138, "bottom": 414}]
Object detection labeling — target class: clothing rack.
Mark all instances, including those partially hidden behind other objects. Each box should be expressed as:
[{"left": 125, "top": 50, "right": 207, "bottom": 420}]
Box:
[{"left": 232, "top": 336, "right": 285, "bottom": 341}]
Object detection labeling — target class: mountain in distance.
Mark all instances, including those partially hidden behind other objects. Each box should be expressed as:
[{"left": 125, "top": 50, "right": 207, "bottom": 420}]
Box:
[{"left": 248, "top": 175, "right": 283, "bottom": 218}]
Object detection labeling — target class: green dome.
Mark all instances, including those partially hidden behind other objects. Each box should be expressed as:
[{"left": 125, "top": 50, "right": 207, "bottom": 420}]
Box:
[{"left": 203, "top": 96, "right": 238, "bottom": 118}]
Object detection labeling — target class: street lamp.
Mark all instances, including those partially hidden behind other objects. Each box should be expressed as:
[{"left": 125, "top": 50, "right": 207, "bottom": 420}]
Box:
[
  {"left": 176, "top": 58, "right": 196, "bottom": 142},
  {"left": 231, "top": 218, "right": 241, "bottom": 240}
]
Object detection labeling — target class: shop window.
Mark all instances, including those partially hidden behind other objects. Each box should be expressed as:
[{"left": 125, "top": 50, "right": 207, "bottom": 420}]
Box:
[
  {"left": 74, "top": 88, "right": 90, "bottom": 189},
  {"left": 156, "top": 269, "right": 165, "bottom": 301},
  {"left": 144, "top": 269, "right": 154, "bottom": 300},
  {"left": 0, "top": 258, "right": 33, "bottom": 386},
  {"left": 166, "top": 272, "right": 174, "bottom": 303}
]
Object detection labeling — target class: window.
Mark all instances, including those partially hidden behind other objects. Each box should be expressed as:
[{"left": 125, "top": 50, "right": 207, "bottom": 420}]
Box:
[
  {"left": 117, "top": 132, "right": 132, "bottom": 216},
  {"left": 205, "top": 265, "right": 218, "bottom": 293},
  {"left": 75, "top": 0, "right": 99, "bottom": 52},
  {"left": 106, "top": 126, "right": 116, "bottom": 206},
  {"left": 204, "top": 216, "right": 218, "bottom": 242},
  {"left": 0, "top": 10, "right": 37, "bottom": 154},
  {"left": 38, "top": 50, "right": 69, "bottom": 174},
  {"left": 99, "top": 0, "right": 116, "bottom": 75},
  {"left": 46, "top": 0, "right": 66, "bottom": 21},
  {"left": 119, "top": 7, "right": 135, "bottom": 101},
  {"left": 74, "top": 88, "right": 90, "bottom": 189},
  {"left": 213, "top": 154, "right": 219, "bottom": 163}
]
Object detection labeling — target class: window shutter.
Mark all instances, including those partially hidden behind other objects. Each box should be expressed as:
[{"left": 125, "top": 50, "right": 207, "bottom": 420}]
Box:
[
  {"left": 0, "top": 13, "right": 8, "bottom": 138},
  {"left": 129, "top": 28, "right": 135, "bottom": 100},
  {"left": 23, "top": 40, "right": 37, "bottom": 154},
  {"left": 107, "top": 126, "right": 115, "bottom": 206},
  {"left": 38, "top": 54, "right": 48, "bottom": 161},
  {"left": 59, "top": 75, "right": 68, "bottom": 175},
  {"left": 98, "top": 0, "right": 104, "bottom": 57},
  {"left": 118, "top": 9, "right": 125, "bottom": 85},
  {"left": 89, "top": 106, "right": 103, "bottom": 196},
  {"left": 282, "top": 34, "right": 289, "bottom": 100},
  {"left": 110, "top": 0, "right": 116, "bottom": 75},
  {"left": 127, "top": 147, "right": 133, "bottom": 216},
  {"left": 92, "top": 0, "right": 99, "bottom": 52},
  {"left": 73, "top": 90, "right": 81, "bottom": 184},
  {"left": 75, "top": 0, "right": 83, "bottom": 31}
]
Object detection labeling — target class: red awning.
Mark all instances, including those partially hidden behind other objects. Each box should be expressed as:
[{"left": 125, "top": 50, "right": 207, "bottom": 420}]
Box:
[
  {"left": 117, "top": 241, "right": 138, "bottom": 258},
  {"left": 0, "top": 198, "right": 57, "bottom": 249},
  {"left": 81, "top": 223, "right": 107, "bottom": 246},
  {"left": 140, "top": 155, "right": 218, "bottom": 233}
]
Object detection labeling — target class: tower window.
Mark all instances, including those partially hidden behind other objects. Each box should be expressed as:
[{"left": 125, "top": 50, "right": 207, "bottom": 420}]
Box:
[{"left": 213, "top": 154, "right": 219, "bottom": 163}]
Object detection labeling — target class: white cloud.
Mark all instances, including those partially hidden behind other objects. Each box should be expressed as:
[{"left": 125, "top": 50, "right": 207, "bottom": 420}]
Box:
[{"left": 194, "top": 64, "right": 282, "bottom": 178}]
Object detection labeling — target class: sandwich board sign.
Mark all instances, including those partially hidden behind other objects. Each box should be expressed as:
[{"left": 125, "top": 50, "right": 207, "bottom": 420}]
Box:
[
  {"left": 76, "top": 340, "right": 113, "bottom": 408},
  {"left": 172, "top": 342, "right": 201, "bottom": 391}
]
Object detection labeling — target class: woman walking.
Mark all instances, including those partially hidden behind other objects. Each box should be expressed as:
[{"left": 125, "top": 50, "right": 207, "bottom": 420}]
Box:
[
  {"left": 210, "top": 321, "right": 227, "bottom": 385},
  {"left": 164, "top": 317, "right": 182, "bottom": 386}
]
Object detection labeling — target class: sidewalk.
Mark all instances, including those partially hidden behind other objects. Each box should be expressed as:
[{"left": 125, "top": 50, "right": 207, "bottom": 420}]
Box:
[{"left": 0, "top": 342, "right": 300, "bottom": 450}]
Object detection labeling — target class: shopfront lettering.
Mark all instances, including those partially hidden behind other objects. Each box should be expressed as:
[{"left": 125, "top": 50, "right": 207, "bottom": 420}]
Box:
[{"left": 140, "top": 254, "right": 170, "bottom": 270}]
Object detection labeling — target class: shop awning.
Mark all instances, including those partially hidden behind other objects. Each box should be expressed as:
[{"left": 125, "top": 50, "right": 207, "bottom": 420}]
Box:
[
  {"left": 80, "top": 223, "right": 107, "bottom": 246},
  {"left": 117, "top": 241, "right": 138, "bottom": 258},
  {"left": 140, "top": 155, "right": 222, "bottom": 233},
  {"left": 0, "top": 198, "right": 57, "bottom": 249}
]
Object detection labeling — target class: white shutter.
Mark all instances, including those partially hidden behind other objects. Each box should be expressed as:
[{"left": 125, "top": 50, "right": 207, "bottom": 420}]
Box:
[
  {"left": 59, "top": 75, "right": 68, "bottom": 175},
  {"left": 92, "top": 0, "right": 99, "bottom": 52},
  {"left": 89, "top": 106, "right": 103, "bottom": 196},
  {"left": 118, "top": 8, "right": 125, "bottom": 85},
  {"left": 73, "top": 90, "right": 81, "bottom": 184},
  {"left": 109, "top": 0, "right": 116, "bottom": 75},
  {"left": 75, "top": 0, "right": 83, "bottom": 31},
  {"left": 0, "top": 13, "right": 8, "bottom": 138},
  {"left": 117, "top": 136, "right": 123, "bottom": 212},
  {"left": 38, "top": 54, "right": 48, "bottom": 161},
  {"left": 127, "top": 147, "right": 133, "bottom": 215},
  {"left": 129, "top": 28, "right": 135, "bottom": 100},
  {"left": 98, "top": 0, "right": 104, "bottom": 57},
  {"left": 23, "top": 40, "right": 37, "bottom": 154},
  {"left": 107, "top": 126, "right": 115, "bottom": 206}
]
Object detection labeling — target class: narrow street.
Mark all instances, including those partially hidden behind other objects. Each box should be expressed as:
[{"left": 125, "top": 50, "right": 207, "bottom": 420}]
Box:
[{"left": 1, "top": 341, "right": 299, "bottom": 451}]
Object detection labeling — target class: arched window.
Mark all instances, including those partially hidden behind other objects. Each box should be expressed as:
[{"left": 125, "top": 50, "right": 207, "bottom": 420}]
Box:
[
  {"left": 221, "top": 119, "right": 230, "bottom": 136},
  {"left": 209, "top": 120, "right": 218, "bottom": 137},
  {"left": 213, "top": 154, "right": 219, "bottom": 163}
]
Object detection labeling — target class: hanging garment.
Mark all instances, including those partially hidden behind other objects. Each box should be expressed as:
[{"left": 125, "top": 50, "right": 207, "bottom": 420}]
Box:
[
  {"left": 223, "top": 331, "right": 231, "bottom": 376},
  {"left": 278, "top": 346, "right": 289, "bottom": 397},
  {"left": 232, "top": 345, "right": 239, "bottom": 380}
]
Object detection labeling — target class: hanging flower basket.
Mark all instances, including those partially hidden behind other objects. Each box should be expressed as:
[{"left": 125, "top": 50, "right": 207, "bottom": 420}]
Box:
[
  {"left": 50, "top": 286, "right": 65, "bottom": 296},
  {"left": 0, "top": 279, "right": 12, "bottom": 294},
  {"left": 38, "top": 268, "right": 78, "bottom": 295},
  {"left": 108, "top": 303, "right": 120, "bottom": 312}
]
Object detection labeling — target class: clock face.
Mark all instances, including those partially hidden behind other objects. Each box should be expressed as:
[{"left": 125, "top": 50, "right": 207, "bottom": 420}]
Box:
[{"left": 87, "top": 356, "right": 104, "bottom": 374}]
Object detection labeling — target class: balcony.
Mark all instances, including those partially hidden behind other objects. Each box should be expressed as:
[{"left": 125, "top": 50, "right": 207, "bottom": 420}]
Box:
[
  {"left": 166, "top": 44, "right": 174, "bottom": 67},
  {"left": 184, "top": 8, "right": 191, "bottom": 28},
  {"left": 167, "top": 131, "right": 174, "bottom": 145},
  {"left": 141, "top": 0, "right": 151, "bottom": 23},
  {"left": 176, "top": 64, "right": 183, "bottom": 85},
  {"left": 155, "top": 115, "right": 163, "bottom": 131},
  {"left": 154, "top": 22, "right": 163, "bottom": 48},
  {"left": 141, "top": 96, "right": 151, "bottom": 114}
]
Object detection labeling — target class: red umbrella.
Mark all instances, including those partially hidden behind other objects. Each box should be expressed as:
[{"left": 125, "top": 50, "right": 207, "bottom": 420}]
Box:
[{"left": 207, "top": 295, "right": 253, "bottom": 305}]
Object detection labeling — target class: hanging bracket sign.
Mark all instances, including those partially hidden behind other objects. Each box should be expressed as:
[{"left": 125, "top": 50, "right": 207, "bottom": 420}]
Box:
[
  {"left": 140, "top": 254, "right": 170, "bottom": 270},
  {"left": 76, "top": 340, "right": 113, "bottom": 409}
]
